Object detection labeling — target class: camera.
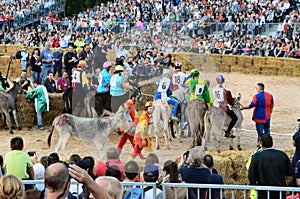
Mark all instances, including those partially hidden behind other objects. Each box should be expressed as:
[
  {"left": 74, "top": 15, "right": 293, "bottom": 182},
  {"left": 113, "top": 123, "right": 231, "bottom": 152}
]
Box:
[
  {"left": 10, "top": 55, "right": 16, "bottom": 60},
  {"left": 27, "top": 151, "right": 36, "bottom": 157},
  {"left": 183, "top": 150, "right": 189, "bottom": 159}
]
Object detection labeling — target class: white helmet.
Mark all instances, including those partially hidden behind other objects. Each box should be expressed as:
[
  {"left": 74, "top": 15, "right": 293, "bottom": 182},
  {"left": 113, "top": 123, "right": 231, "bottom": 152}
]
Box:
[{"left": 174, "top": 61, "right": 182, "bottom": 69}]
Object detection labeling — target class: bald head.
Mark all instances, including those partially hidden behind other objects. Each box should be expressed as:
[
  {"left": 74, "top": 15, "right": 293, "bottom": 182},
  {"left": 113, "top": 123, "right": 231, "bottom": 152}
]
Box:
[
  {"left": 95, "top": 176, "right": 122, "bottom": 199},
  {"left": 45, "top": 162, "right": 70, "bottom": 193}
]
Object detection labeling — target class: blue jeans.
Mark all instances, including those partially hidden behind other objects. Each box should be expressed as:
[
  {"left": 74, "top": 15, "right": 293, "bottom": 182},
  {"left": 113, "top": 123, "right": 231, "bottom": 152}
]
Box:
[
  {"left": 21, "top": 60, "right": 27, "bottom": 72},
  {"left": 37, "top": 112, "right": 44, "bottom": 128},
  {"left": 167, "top": 97, "right": 178, "bottom": 117},
  {"left": 256, "top": 122, "right": 270, "bottom": 140},
  {"left": 41, "top": 65, "right": 53, "bottom": 84},
  {"left": 31, "top": 71, "right": 41, "bottom": 82}
]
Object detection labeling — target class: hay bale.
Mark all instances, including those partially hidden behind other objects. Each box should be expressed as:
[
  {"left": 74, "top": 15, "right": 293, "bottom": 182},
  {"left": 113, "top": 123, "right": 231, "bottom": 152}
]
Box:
[{"left": 15, "top": 93, "right": 64, "bottom": 129}]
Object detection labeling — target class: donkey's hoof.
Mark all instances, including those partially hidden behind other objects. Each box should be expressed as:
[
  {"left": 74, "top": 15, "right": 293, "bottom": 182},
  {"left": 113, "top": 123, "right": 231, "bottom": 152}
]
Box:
[
  {"left": 204, "top": 146, "right": 208, "bottom": 151},
  {"left": 18, "top": 127, "right": 22, "bottom": 131},
  {"left": 166, "top": 146, "right": 171, "bottom": 150},
  {"left": 179, "top": 139, "right": 183, "bottom": 143},
  {"left": 156, "top": 146, "right": 160, "bottom": 150},
  {"left": 217, "top": 149, "right": 221, "bottom": 153},
  {"left": 229, "top": 146, "right": 234, "bottom": 150},
  {"left": 237, "top": 145, "right": 242, "bottom": 151},
  {"left": 10, "top": 130, "right": 14, "bottom": 134}
]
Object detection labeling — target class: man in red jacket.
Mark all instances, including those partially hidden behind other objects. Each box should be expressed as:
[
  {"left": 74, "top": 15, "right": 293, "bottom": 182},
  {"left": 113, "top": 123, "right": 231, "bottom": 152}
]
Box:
[{"left": 117, "top": 93, "right": 139, "bottom": 154}]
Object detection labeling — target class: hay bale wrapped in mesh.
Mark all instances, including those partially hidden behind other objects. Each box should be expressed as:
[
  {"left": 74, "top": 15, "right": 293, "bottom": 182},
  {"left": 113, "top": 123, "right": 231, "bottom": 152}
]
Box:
[
  {"left": 0, "top": 45, "right": 7, "bottom": 54},
  {"left": 15, "top": 93, "right": 64, "bottom": 129},
  {"left": 136, "top": 78, "right": 157, "bottom": 111}
]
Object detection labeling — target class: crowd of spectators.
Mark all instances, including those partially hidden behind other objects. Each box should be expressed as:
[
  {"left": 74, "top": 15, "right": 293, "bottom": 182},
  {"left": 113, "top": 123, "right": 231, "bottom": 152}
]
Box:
[
  {"left": 0, "top": 0, "right": 64, "bottom": 33},
  {"left": 0, "top": 136, "right": 226, "bottom": 199},
  {"left": 1, "top": 0, "right": 300, "bottom": 58}
]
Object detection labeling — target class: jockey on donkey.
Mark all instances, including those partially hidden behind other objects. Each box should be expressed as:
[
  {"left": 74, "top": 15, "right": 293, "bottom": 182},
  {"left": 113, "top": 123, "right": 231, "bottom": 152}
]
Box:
[
  {"left": 212, "top": 74, "right": 237, "bottom": 138},
  {"left": 154, "top": 68, "right": 179, "bottom": 122}
]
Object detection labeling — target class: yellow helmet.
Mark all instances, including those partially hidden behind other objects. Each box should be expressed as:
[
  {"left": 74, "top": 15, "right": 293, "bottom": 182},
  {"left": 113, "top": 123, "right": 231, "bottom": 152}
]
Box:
[
  {"left": 145, "top": 101, "right": 153, "bottom": 108},
  {"left": 78, "top": 60, "right": 87, "bottom": 67},
  {"left": 114, "top": 65, "right": 124, "bottom": 72}
]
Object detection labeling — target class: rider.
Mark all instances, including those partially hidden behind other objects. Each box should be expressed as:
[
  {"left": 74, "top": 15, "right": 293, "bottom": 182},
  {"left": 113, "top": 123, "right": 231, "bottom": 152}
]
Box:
[
  {"left": 154, "top": 68, "right": 179, "bottom": 121},
  {"left": 117, "top": 92, "right": 139, "bottom": 155},
  {"left": 97, "top": 61, "right": 112, "bottom": 111},
  {"left": 71, "top": 60, "right": 89, "bottom": 116},
  {"left": 185, "top": 69, "right": 211, "bottom": 109},
  {"left": 170, "top": 61, "right": 188, "bottom": 134},
  {"left": 212, "top": 74, "right": 237, "bottom": 138},
  {"left": 110, "top": 65, "right": 127, "bottom": 112},
  {"left": 129, "top": 101, "right": 154, "bottom": 160}
]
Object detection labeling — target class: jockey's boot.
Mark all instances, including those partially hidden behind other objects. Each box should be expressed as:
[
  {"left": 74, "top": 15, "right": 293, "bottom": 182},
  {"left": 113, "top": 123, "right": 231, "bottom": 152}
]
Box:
[
  {"left": 225, "top": 132, "right": 236, "bottom": 138},
  {"left": 172, "top": 116, "right": 180, "bottom": 121}
]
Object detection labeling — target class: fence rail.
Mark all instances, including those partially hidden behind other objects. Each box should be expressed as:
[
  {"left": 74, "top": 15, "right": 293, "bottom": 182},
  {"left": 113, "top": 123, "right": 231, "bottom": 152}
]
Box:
[{"left": 22, "top": 180, "right": 300, "bottom": 199}]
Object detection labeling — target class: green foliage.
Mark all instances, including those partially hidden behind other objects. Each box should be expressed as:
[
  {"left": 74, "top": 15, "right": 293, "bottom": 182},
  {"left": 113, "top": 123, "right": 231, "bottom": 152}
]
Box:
[{"left": 65, "top": 0, "right": 106, "bottom": 17}]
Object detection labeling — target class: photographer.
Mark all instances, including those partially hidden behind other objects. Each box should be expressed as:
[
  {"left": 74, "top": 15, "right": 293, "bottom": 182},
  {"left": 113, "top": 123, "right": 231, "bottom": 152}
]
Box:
[{"left": 178, "top": 147, "right": 211, "bottom": 199}]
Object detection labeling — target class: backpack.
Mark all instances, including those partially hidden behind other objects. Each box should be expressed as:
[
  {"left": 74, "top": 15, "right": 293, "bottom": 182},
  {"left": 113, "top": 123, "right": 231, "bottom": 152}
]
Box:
[
  {"left": 15, "top": 50, "right": 23, "bottom": 59},
  {"left": 123, "top": 187, "right": 143, "bottom": 199}
]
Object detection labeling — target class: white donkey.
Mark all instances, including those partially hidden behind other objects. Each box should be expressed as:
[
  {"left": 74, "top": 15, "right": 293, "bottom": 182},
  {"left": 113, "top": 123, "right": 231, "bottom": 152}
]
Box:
[
  {"left": 202, "top": 93, "right": 243, "bottom": 153},
  {"left": 152, "top": 85, "right": 188, "bottom": 150},
  {"left": 48, "top": 104, "right": 132, "bottom": 159}
]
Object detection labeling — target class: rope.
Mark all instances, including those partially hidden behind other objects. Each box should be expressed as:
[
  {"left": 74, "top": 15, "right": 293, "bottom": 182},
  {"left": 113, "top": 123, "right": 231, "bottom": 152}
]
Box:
[{"left": 240, "top": 128, "right": 294, "bottom": 136}]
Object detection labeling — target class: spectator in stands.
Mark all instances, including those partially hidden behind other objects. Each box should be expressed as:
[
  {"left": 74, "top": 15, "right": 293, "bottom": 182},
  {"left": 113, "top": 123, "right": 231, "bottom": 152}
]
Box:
[
  {"left": 16, "top": 70, "right": 33, "bottom": 92},
  {"left": 41, "top": 42, "right": 54, "bottom": 84},
  {"left": 47, "top": 152, "right": 60, "bottom": 166},
  {"left": 79, "top": 44, "right": 92, "bottom": 61},
  {"left": 95, "top": 146, "right": 125, "bottom": 180},
  {"left": 123, "top": 161, "right": 142, "bottom": 198},
  {"left": 24, "top": 189, "right": 42, "bottom": 199},
  {"left": 30, "top": 48, "right": 42, "bottom": 82},
  {"left": 53, "top": 47, "right": 63, "bottom": 78},
  {"left": 4, "top": 136, "right": 34, "bottom": 190},
  {"left": 64, "top": 44, "right": 78, "bottom": 79},
  {"left": 248, "top": 134, "right": 293, "bottom": 199},
  {"left": 162, "top": 160, "right": 186, "bottom": 199},
  {"left": 43, "top": 71, "right": 56, "bottom": 93},
  {"left": 203, "top": 154, "right": 224, "bottom": 199},
  {"left": 45, "top": 162, "right": 111, "bottom": 199},
  {"left": 143, "top": 164, "right": 163, "bottom": 199},
  {"left": 0, "top": 175, "right": 24, "bottom": 199},
  {"left": 179, "top": 147, "right": 211, "bottom": 199},
  {"left": 94, "top": 176, "right": 123, "bottom": 199},
  {"left": 56, "top": 71, "right": 70, "bottom": 93},
  {"left": 69, "top": 154, "right": 81, "bottom": 164},
  {"left": 83, "top": 156, "right": 96, "bottom": 180},
  {"left": 26, "top": 79, "right": 49, "bottom": 131}
]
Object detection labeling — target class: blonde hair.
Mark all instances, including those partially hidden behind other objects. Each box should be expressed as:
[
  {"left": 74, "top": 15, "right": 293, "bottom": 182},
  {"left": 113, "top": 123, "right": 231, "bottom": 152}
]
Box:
[
  {"left": 95, "top": 176, "right": 123, "bottom": 199},
  {"left": 0, "top": 175, "right": 24, "bottom": 199}
]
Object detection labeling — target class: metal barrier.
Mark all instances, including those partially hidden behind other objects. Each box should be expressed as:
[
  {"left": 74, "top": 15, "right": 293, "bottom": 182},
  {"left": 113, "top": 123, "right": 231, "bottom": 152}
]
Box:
[{"left": 22, "top": 179, "right": 300, "bottom": 199}]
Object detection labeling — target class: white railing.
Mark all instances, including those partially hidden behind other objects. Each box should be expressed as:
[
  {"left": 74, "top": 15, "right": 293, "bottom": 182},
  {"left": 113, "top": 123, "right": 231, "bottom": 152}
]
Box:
[{"left": 22, "top": 180, "right": 300, "bottom": 199}]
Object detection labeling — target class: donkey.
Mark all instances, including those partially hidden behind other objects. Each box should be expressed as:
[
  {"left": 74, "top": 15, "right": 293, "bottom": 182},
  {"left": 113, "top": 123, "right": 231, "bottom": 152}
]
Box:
[
  {"left": 184, "top": 99, "right": 208, "bottom": 148},
  {"left": 84, "top": 83, "right": 142, "bottom": 118},
  {"left": 0, "top": 82, "right": 22, "bottom": 134},
  {"left": 202, "top": 93, "right": 243, "bottom": 153},
  {"left": 152, "top": 85, "right": 188, "bottom": 150},
  {"left": 48, "top": 104, "right": 132, "bottom": 159}
]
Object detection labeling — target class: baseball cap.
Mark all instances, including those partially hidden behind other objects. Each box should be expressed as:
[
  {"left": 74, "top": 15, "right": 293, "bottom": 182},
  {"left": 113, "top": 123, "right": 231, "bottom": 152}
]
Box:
[{"left": 143, "top": 164, "right": 159, "bottom": 177}]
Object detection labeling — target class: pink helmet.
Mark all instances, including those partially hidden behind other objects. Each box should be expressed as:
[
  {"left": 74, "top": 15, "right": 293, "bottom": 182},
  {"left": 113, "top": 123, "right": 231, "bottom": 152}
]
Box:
[{"left": 103, "top": 62, "right": 112, "bottom": 69}]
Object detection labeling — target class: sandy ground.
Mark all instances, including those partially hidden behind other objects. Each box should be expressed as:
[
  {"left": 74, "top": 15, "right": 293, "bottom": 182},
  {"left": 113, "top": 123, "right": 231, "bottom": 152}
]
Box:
[{"left": 0, "top": 72, "right": 299, "bottom": 165}]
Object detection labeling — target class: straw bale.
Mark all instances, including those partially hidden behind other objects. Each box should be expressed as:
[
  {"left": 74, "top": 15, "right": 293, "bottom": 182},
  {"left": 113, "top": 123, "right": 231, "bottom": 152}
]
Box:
[
  {"left": 0, "top": 45, "right": 6, "bottom": 54},
  {"left": 236, "top": 56, "right": 253, "bottom": 67},
  {"left": 266, "top": 57, "right": 284, "bottom": 69},
  {"left": 14, "top": 93, "right": 64, "bottom": 129},
  {"left": 253, "top": 56, "right": 266, "bottom": 68}
]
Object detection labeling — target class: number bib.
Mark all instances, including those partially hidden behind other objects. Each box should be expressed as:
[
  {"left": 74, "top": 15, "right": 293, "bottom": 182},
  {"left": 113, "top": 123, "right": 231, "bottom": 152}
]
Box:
[
  {"left": 110, "top": 75, "right": 118, "bottom": 87},
  {"left": 98, "top": 74, "right": 103, "bottom": 86},
  {"left": 212, "top": 87, "right": 225, "bottom": 102},
  {"left": 72, "top": 70, "right": 81, "bottom": 83},
  {"left": 157, "top": 78, "right": 170, "bottom": 93},
  {"left": 172, "top": 72, "right": 185, "bottom": 85},
  {"left": 195, "top": 84, "right": 204, "bottom": 95}
]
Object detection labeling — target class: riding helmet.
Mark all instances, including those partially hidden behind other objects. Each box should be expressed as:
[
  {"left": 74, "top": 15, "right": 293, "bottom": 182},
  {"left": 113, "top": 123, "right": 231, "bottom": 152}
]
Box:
[
  {"left": 216, "top": 74, "right": 225, "bottom": 84},
  {"left": 191, "top": 69, "right": 200, "bottom": 77},
  {"left": 174, "top": 61, "right": 182, "bottom": 69},
  {"left": 114, "top": 65, "right": 124, "bottom": 73},
  {"left": 103, "top": 62, "right": 112, "bottom": 69}
]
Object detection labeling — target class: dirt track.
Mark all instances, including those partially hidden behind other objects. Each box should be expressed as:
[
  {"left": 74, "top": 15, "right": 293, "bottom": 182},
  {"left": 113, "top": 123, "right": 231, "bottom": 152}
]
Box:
[{"left": 0, "top": 72, "right": 299, "bottom": 165}]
